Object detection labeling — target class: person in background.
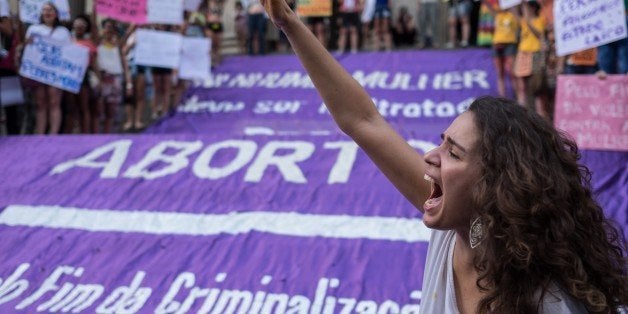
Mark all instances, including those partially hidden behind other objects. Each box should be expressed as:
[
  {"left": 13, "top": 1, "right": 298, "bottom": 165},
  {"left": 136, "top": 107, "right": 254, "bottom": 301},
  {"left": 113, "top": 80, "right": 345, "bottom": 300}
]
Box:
[
  {"left": 446, "top": 0, "right": 472, "bottom": 48},
  {"left": 371, "top": 0, "right": 392, "bottom": 51},
  {"left": 476, "top": 0, "right": 497, "bottom": 47},
  {"left": 306, "top": 16, "right": 328, "bottom": 49},
  {"left": 244, "top": 0, "right": 268, "bottom": 55},
  {"left": 392, "top": 5, "right": 416, "bottom": 48},
  {"left": 206, "top": 0, "right": 225, "bottom": 65},
  {"left": 337, "top": 0, "right": 362, "bottom": 53},
  {"left": 68, "top": 14, "right": 99, "bottom": 133},
  {"left": 98, "top": 19, "right": 130, "bottom": 133},
  {"left": 484, "top": 1, "right": 518, "bottom": 98},
  {"left": 122, "top": 24, "right": 148, "bottom": 131},
  {"left": 23, "top": 2, "right": 71, "bottom": 135},
  {"left": 150, "top": 24, "right": 175, "bottom": 119},
  {"left": 360, "top": 0, "right": 375, "bottom": 50},
  {"left": 261, "top": 1, "right": 627, "bottom": 313},
  {"left": 416, "top": 0, "right": 439, "bottom": 48},
  {"left": 512, "top": 1, "right": 546, "bottom": 116},
  {"left": 1, "top": 15, "right": 23, "bottom": 135},
  {"left": 234, "top": 1, "right": 248, "bottom": 54}
]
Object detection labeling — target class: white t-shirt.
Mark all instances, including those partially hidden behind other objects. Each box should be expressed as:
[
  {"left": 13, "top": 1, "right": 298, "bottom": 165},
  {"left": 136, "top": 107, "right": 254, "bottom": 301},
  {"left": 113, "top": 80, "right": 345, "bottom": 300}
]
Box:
[
  {"left": 97, "top": 44, "right": 123, "bottom": 75},
  {"left": 419, "top": 230, "right": 589, "bottom": 313},
  {"left": 25, "top": 24, "right": 71, "bottom": 43}
]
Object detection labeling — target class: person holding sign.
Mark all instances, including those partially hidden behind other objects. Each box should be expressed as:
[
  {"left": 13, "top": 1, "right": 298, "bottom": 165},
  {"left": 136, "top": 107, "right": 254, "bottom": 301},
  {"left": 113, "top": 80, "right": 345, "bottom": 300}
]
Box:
[
  {"left": 260, "top": 0, "right": 628, "bottom": 312},
  {"left": 23, "top": 2, "right": 71, "bottom": 134}
]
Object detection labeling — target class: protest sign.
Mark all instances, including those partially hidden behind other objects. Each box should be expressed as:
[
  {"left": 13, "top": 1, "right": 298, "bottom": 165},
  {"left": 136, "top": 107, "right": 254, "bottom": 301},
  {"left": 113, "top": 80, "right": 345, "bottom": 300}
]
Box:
[
  {"left": 184, "top": 0, "right": 202, "bottom": 12},
  {"left": 134, "top": 29, "right": 182, "bottom": 69},
  {"left": 297, "top": 0, "right": 332, "bottom": 17},
  {"left": 179, "top": 37, "right": 211, "bottom": 80},
  {"left": 95, "top": 0, "right": 147, "bottom": 24},
  {"left": 19, "top": 36, "right": 89, "bottom": 94},
  {"left": 554, "top": 0, "right": 627, "bottom": 56},
  {"left": 0, "top": 0, "right": 9, "bottom": 17},
  {"left": 19, "top": 0, "right": 70, "bottom": 24},
  {"left": 147, "top": 0, "right": 184, "bottom": 24},
  {"left": 0, "top": 76, "right": 24, "bottom": 106},
  {"left": 554, "top": 75, "right": 628, "bottom": 151},
  {"left": 499, "top": 0, "right": 521, "bottom": 9}
]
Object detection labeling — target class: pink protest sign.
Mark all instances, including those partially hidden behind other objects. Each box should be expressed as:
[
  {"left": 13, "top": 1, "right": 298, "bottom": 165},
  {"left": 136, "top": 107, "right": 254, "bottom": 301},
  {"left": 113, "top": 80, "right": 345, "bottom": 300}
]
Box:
[
  {"left": 554, "top": 75, "right": 628, "bottom": 152},
  {"left": 96, "top": 0, "right": 146, "bottom": 24}
]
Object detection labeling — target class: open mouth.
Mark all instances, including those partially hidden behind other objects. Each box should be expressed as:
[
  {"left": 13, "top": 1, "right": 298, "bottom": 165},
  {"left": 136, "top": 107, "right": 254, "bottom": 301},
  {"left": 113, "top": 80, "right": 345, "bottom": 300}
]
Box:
[{"left": 423, "top": 174, "right": 443, "bottom": 211}]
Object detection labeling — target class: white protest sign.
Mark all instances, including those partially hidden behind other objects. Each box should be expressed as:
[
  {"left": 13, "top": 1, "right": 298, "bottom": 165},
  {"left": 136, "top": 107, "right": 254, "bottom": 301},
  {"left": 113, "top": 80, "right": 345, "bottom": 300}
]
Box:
[
  {"left": 0, "top": 76, "right": 25, "bottom": 106},
  {"left": 184, "top": 0, "right": 202, "bottom": 11},
  {"left": 499, "top": 0, "right": 521, "bottom": 9},
  {"left": 19, "top": 36, "right": 89, "bottom": 93},
  {"left": 0, "top": 0, "right": 9, "bottom": 17},
  {"left": 554, "top": 0, "right": 627, "bottom": 56},
  {"left": 19, "top": 0, "right": 71, "bottom": 24},
  {"left": 135, "top": 29, "right": 182, "bottom": 69},
  {"left": 147, "top": 0, "right": 184, "bottom": 24},
  {"left": 179, "top": 37, "right": 211, "bottom": 80}
]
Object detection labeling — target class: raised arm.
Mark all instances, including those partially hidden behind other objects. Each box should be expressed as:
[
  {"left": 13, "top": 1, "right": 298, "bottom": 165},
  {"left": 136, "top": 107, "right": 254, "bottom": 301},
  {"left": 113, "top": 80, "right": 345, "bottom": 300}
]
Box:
[{"left": 261, "top": 0, "right": 431, "bottom": 211}]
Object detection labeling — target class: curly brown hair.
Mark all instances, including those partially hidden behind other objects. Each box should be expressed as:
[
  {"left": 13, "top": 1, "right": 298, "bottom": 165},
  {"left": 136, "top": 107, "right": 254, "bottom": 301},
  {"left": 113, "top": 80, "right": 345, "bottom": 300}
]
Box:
[{"left": 467, "top": 97, "right": 627, "bottom": 313}]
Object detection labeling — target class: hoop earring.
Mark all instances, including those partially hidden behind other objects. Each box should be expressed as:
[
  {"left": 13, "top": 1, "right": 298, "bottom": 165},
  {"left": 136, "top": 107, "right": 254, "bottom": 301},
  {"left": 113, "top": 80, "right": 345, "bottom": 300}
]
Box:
[{"left": 469, "top": 217, "right": 484, "bottom": 249}]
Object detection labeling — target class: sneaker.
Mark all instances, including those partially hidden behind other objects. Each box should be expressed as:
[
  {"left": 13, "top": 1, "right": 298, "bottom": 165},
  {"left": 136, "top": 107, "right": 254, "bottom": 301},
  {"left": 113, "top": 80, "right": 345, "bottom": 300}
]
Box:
[
  {"left": 460, "top": 40, "right": 469, "bottom": 48},
  {"left": 445, "top": 42, "right": 455, "bottom": 49}
]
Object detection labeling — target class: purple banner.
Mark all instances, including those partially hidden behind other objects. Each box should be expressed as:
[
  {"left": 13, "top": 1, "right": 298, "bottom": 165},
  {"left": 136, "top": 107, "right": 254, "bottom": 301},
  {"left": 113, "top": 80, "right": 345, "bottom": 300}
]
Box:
[{"left": 0, "top": 49, "right": 625, "bottom": 313}]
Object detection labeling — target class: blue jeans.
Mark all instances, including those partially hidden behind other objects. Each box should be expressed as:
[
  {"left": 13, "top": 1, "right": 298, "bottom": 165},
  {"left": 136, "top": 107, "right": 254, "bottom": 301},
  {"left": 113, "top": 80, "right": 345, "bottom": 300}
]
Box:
[
  {"left": 597, "top": 16, "right": 628, "bottom": 74},
  {"left": 247, "top": 13, "right": 267, "bottom": 55}
]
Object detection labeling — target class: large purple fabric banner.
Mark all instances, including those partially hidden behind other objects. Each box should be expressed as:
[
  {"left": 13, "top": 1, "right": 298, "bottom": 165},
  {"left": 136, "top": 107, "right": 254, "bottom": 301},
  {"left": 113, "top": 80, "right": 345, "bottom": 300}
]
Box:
[
  {"left": 0, "top": 133, "right": 433, "bottom": 313},
  {"left": 0, "top": 50, "right": 625, "bottom": 314}
]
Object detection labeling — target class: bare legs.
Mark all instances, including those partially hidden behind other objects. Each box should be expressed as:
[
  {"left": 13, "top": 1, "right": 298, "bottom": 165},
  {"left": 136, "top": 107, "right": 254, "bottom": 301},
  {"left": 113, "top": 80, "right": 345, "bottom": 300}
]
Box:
[{"left": 34, "top": 85, "right": 62, "bottom": 134}]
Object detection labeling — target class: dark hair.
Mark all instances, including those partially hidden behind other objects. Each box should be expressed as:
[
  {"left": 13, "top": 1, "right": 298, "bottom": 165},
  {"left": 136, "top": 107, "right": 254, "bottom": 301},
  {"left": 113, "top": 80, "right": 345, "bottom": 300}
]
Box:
[
  {"left": 39, "top": 2, "right": 62, "bottom": 28},
  {"left": 526, "top": 1, "right": 541, "bottom": 16},
  {"left": 73, "top": 14, "right": 92, "bottom": 34},
  {"left": 468, "top": 96, "right": 627, "bottom": 313}
]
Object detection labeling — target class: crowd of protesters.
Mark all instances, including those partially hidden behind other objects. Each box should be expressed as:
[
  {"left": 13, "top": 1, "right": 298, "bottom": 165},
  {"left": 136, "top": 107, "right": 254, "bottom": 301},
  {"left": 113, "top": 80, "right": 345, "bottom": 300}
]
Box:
[{"left": 0, "top": 0, "right": 626, "bottom": 135}]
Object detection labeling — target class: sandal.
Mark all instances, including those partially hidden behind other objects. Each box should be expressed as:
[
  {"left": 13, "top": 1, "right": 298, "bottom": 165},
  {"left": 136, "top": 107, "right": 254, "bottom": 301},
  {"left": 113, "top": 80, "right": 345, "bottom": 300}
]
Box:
[{"left": 122, "top": 121, "right": 133, "bottom": 131}]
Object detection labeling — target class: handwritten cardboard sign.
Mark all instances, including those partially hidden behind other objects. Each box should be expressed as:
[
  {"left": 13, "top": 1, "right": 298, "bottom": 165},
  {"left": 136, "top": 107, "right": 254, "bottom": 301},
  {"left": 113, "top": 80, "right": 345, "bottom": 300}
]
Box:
[
  {"left": 19, "top": 0, "right": 70, "bottom": 24},
  {"left": 19, "top": 36, "right": 89, "bottom": 94},
  {"left": 179, "top": 37, "right": 211, "bottom": 80},
  {"left": 0, "top": 0, "right": 9, "bottom": 17},
  {"left": 134, "top": 29, "right": 182, "bottom": 69},
  {"left": 554, "top": 0, "right": 628, "bottom": 56},
  {"left": 147, "top": 0, "right": 183, "bottom": 24},
  {"left": 184, "top": 0, "right": 202, "bottom": 12},
  {"left": 554, "top": 75, "right": 628, "bottom": 151},
  {"left": 95, "top": 0, "right": 147, "bottom": 24},
  {"left": 297, "top": 0, "right": 332, "bottom": 17}
]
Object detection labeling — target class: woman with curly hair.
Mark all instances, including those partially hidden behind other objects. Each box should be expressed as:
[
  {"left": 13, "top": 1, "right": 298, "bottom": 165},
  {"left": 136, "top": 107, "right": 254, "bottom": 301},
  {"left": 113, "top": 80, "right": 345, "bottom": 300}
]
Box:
[{"left": 261, "top": 0, "right": 627, "bottom": 312}]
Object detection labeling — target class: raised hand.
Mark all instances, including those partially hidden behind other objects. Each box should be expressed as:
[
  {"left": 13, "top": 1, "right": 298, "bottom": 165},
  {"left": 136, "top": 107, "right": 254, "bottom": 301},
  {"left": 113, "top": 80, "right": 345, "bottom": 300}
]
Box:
[{"left": 261, "top": 0, "right": 294, "bottom": 30}]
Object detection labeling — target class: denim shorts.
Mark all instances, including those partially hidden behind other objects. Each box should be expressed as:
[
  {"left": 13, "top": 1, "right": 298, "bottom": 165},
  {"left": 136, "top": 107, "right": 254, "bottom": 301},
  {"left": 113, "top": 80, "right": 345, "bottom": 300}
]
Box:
[
  {"left": 449, "top": 0, "right": 472, "bottom": 18},
  {"left": 492, "top": 43, "right": 518, "bottom": 57},
  {"left": 373, "top": 5, "right": 391, "bottom": 19}
]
